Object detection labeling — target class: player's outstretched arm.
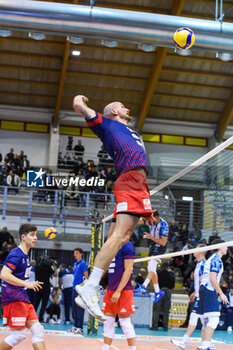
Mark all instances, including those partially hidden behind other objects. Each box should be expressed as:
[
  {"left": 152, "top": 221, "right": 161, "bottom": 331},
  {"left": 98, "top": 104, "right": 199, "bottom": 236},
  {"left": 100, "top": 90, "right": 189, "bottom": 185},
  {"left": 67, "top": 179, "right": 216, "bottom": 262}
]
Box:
[
  {"left": 0, "top": 265, "right": 43, "bottom": 291},
  {"left": 73, "top": 95, "right": 96, "bottom": 119}
]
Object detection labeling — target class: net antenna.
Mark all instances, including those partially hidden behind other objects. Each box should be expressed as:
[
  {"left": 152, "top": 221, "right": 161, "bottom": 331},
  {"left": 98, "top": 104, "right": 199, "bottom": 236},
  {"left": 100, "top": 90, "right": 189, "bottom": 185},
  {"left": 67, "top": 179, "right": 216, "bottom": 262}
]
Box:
[{"left": 102, "top": 136, "right": 233, "bottom": 223}]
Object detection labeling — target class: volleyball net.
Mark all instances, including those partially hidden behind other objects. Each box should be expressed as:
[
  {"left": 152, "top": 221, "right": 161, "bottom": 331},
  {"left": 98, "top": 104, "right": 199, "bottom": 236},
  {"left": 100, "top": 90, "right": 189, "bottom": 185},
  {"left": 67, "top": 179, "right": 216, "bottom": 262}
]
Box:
[{"left": 102, "top": 136, "right": 233, "bottom": 261}]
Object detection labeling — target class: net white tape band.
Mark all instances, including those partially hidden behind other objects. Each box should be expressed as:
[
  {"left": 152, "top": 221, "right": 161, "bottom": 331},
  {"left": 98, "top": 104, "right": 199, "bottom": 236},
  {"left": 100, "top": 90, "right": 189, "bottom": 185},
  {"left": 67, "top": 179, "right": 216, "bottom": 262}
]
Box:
[
  {"left": 102, "top": 136, "right": 233, "bottom": 223},
  {"left": 134, "top": 240, "right": 233, "bottom": 263}
]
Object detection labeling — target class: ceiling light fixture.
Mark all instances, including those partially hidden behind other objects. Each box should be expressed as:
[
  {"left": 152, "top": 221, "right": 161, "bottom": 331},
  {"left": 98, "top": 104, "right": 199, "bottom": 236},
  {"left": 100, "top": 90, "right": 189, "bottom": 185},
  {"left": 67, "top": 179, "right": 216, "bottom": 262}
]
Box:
[
  {"left": 67, "top": 36, "right": 84, "bottom": 44},
  {"left": 138, "top": 43, "right": 156, "bottom": 52},
  {"left": 28, "top": 32, "right": 46, "bottom": 40},
  {"left": 71, "top": 50, "right": 81, "bottom": 56},
  {"left": 216, "top": 52, "right": 233, "bottom": 61},
  {"left": 0, "top": 30, "right": 12, "bottom": 37},
  {"left": 101, "top": 40, "right": 118, "bottom": 48},
  {"left": 174, "top": 47, "right": 192, "bottom": 56}
]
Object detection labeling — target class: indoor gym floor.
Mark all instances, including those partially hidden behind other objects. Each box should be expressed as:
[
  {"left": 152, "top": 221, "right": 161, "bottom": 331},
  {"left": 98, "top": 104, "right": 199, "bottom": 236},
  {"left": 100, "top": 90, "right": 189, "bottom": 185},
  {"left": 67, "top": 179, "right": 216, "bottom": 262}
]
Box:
[{"left": 0, "top": 323, "right": 232, "bottom": 349}]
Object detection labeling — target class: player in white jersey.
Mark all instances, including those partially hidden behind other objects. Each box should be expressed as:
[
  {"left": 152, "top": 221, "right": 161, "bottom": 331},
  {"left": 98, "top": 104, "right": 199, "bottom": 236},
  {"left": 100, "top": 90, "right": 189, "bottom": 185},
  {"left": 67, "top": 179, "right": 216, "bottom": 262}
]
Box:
[
  {"left": 198, "top": 240, "right": 229, "bottom": 350},
  {"left": 171, "top": 244, "right": 216, "bottom": 349},
  {"left": 134, "top": 210, "right": 168, "bottom": 304}
]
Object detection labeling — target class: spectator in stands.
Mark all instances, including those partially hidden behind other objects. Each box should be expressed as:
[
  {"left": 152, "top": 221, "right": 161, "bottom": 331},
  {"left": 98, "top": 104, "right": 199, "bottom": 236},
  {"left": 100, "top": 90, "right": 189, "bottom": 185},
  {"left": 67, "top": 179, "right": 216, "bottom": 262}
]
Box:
[
  {"left": 135, "top": 268, "right": 147, "bottom": 287},
  {"left": 74, "top": 139, "right": 85, "bottom": 159},
  {"left": 6, "top": 148, "right": 14, "bottom": 163},
  {"left": 46, "top": 287, "right": 62, "bottom": 324},
  {"left": 0, "top": 152, "right": 2, "bottom": 163},
  {"left": 105, "top": 167, "right": 115, "bottom": 182},
  {"left": 12, "top": 153, "right": 20, "bottom": 169},
  {"left": 189, "top": 223, "right": 202, "bottom": 246},
  {"left": 20, "top": 155, "right": 30, "bottom": 175},
  {"left": 180, "top": 223, "right": 189, "bottom": 246},
  {"left": 151, "top": 262, "right": 175, "bottom": 331},
  {"left": 94, "top": 185, "right": 106, "bottom": 209},
  {"left": 97, "top": 144, "right": 108, "bottom": 167},
  {"left": 6, "top": 169, "right": 21, "bottom": 193},
  {"left": 169, "top": 221, "right": 180, "bottom": 248},
  {"left": 34, "top": 256, "right": 58, "bottom": 323},
  {"left": 0, "top": 227, "right": 14, "bottom": 251},
  {"left": 59, "top": 264, "right": 74, "bottom": 324},
  {"left": 73, "top": 159, "right": 84, "bottom": 176},
  {"left": 19, "top": 150, "right": 25, "bottom": 161},
  {"left": 65, "top": 183, "right": 80, "bottom": 207},
  {"left": 3, "top": 155, "right": 11, "bottom": 167},
  {"left": 208, "top": 230, "right": 221, "bottom": 245}
]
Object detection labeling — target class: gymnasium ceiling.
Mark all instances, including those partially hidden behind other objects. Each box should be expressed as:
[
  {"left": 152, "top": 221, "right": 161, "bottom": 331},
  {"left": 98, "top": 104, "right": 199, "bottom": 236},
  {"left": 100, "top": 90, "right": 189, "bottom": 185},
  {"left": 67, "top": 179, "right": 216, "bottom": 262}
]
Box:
[{"left": 0, "top": 0, "right": 233, "bottom": 138}]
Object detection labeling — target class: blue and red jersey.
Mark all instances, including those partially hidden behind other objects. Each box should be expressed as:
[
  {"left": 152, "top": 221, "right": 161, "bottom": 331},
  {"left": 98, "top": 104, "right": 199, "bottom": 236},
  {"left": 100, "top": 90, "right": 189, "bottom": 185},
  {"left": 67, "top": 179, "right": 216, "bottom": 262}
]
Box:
[
  {"left": 107, "top": 241, "right": 135, "bottom": 291},
  {"left": 1, "top": 247, "right": 31, "bottom": 306},
  {"left": 86, "top": 113, "right": 148, "bottom": 177}
]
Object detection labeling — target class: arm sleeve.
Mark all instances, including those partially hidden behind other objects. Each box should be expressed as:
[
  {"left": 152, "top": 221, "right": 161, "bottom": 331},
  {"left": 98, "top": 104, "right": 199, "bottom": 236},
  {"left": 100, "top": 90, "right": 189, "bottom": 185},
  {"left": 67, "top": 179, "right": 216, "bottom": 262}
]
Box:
[
  {"left": 160, "top": 221, "right": 169, "bottom": 237},
  {"left": 210, "top": 258, "right": 222, "bottom": 273},
  {"left": 123, "top": 244, "right": 135, "bottom": 260},
  {"left": 85, "top": 113, "right": 112, "bottom": 143},
  {"left": 4, "top": 252, "right": 21, "bottom": 272}
]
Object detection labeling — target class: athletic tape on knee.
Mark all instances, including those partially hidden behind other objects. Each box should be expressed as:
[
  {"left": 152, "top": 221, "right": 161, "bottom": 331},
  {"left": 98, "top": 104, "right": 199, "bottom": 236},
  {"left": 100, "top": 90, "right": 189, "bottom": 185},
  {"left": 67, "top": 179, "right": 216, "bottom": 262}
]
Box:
[
  {"left": 207, "top": 316, "right": 219, "bottom": 330},
  {"left": 103, "top": 316, "right": 115, "bottom": 339},
  {"left": 189, "top": 312, "right": 200, "bottom": 326},
  {"left": 5, "top": 330, "right": 25, "bottom": 347},
  {"left": 119, "top": 317, "right": 135, "bottom": 339},
  {"left": 30, "top": 322, "right": 44, "bottom": 344},
  {"left": 148, "top": 259, "right": 158, "bottom": 273}
]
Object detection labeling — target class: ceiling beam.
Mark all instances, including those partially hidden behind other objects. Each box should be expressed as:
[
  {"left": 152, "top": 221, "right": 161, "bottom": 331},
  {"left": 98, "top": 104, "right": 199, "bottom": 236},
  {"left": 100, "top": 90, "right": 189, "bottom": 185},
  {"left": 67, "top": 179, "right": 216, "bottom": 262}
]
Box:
[
  {"left": 217, "top": 89, "right": 233, "bottom": 138},
  {"left": 158, "top": 80, "right": 232, "bottom": 91},
  {"left": 138, "top": 0, "right": 186, "bottom": 130},
  {"left": 53, "top": 0, "right": 79, "bottom": 124}
]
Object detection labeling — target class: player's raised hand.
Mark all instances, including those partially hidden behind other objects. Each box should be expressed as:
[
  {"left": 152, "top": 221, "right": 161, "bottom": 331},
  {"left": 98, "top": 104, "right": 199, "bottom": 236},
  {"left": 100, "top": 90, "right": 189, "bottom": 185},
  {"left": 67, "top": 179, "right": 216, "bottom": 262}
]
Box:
[
  {"left": 73, "top": 95, "right": 95, "bottom": 119},
  {"left": 26, "top": 280, "right": 44, "bottom": 291}
]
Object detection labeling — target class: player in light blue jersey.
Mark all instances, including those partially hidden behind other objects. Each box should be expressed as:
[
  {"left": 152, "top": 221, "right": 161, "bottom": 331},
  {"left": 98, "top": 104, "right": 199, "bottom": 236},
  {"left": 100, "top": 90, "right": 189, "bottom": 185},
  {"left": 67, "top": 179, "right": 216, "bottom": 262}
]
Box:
[
  {"left": 171, "top": 244, "right": 217, "bottom": 350},
  {"left": 0, "top": 224, "right": 46, "bottom": 350},
  {"left": 198, "top": 240, "right": 229, "bottom": 350},
  {"left": 73, "top": 95, "right": 155, "bottom": 321},
  {"left": 134, "top": 210, "right": 168, "bottom": 304}
]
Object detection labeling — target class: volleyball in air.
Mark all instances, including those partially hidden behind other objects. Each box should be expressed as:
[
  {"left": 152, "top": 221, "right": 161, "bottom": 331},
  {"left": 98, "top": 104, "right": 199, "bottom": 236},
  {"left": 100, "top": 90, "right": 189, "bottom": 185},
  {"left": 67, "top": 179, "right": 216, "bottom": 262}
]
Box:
[
  {"left": 44, "top": 227, "right": 57, "bottom": 240},
  {"left": 173, "top": 27, "right": 195, "bottom": 50}
]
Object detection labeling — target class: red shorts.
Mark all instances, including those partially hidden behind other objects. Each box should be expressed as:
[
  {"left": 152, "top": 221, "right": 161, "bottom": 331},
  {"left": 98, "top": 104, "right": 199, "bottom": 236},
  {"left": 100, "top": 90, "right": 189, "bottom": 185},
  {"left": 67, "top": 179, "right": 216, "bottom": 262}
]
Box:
[
  {"left": 112, "top": 170, "right": 152, "bottom": 219},
  {"left": 3, "top": 302, "right": 38, "bottom": 328},
  {"left": 102, "top": 289, "right": 135, "bottom": 315}
]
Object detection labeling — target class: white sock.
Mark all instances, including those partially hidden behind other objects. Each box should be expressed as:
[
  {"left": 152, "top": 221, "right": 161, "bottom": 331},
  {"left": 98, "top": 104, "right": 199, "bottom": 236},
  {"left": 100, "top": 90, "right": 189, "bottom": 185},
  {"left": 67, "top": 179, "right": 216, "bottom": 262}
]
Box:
[
  {"left": 181, "top": 334, "right": 188, "bottom": 342},
  {"left": 143, "top": 278, "right": 150, "bottom": 288},
  {"left": 129, "top": 346, "right": 136, "bottom": 350},
  {"left": 102, "top": 343, "right": 110, "bottom": 350},
  {"left": 87, "top": 266, "right": 104, "bottom": 286},
  {"left": 202, "top": 341, "right": 210, "bottom": 349},
  {"left": 153, "top": 283, "right": 160, "bottom": 293}
]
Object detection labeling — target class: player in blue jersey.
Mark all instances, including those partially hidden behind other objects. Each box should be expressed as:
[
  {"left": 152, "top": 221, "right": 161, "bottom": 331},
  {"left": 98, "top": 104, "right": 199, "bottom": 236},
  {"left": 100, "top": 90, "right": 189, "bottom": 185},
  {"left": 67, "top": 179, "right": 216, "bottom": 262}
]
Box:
[
  {"left": 198, "top": 240, "right": 229, "bottom": 350},
  {"left": 101, "top": 241, "right": 136, "bottom": 350},
  {"left": 73, "top": 95, "right": 154, "bottom": 321},
  {"left": 134, "top": 210, "right": 168, "bottom": 304},
  {"left": 0, "top": 224, "right": 46, "bottom": 350},
  {"left": 171, "top": 244, "right": 217, "bottom": 349}
]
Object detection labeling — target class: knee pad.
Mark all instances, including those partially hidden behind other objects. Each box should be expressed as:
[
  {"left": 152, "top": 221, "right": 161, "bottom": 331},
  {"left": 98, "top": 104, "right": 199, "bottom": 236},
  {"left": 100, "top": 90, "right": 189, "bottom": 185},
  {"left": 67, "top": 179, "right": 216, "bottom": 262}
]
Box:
[
  {"left": 119, "top": 317, "right": 135, "bottom": 339},
  {"left": 148, "top": 259, "right": 158, "bottom": 273},
  {"left": 207, "top": 316, "right": 219, "bottom": 330},
  {"left": 189, "top": 312, "right": 200, "bottom": 326},
  {"left": 30, "top": 322, "right": 44, "bottom": 344},
  {"left": 5, "top": 330, "right": 25, "bottom": 347},
  {"left": 103, "top": 316, "right": 115, "bottom": 339}
]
